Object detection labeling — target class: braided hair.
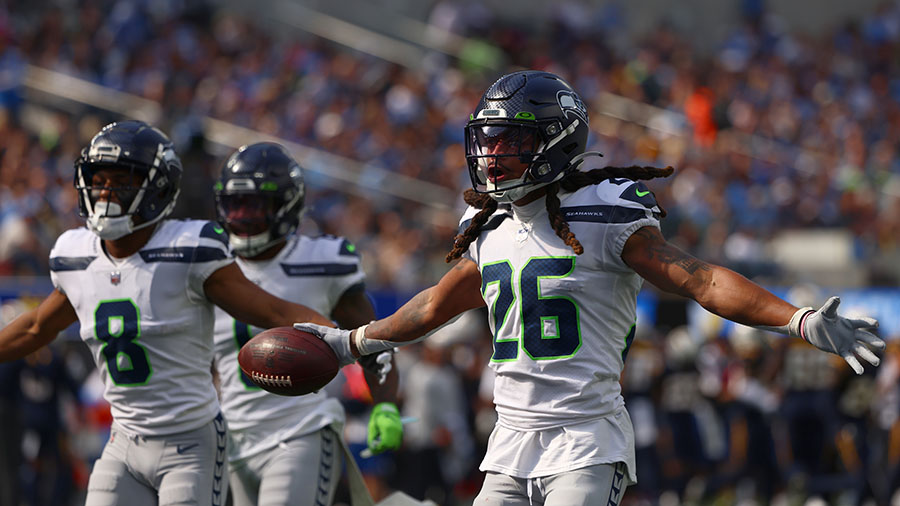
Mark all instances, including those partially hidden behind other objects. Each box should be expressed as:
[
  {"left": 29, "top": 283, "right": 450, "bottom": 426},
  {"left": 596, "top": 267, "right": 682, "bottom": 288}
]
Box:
[{"left": 445, "top": 165, "right": 674, "bottom": 262}]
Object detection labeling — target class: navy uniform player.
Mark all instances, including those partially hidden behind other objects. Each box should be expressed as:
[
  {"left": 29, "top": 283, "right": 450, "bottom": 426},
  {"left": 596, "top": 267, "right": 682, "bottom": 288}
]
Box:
[
  {"left": 211, "top": 142, "right": 402, "bottom": 506},
  {"left": 0, "top": 121, "right": 333, "bottom": 506},
  {"left": 296, "top": 71, "right": 886, "bottom": 506}
]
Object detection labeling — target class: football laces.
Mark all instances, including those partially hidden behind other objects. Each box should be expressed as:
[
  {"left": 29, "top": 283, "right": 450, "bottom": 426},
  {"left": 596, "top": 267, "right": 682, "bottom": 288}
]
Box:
[{"left": 249, "top": 371, "right": 293, "bottom": 388}]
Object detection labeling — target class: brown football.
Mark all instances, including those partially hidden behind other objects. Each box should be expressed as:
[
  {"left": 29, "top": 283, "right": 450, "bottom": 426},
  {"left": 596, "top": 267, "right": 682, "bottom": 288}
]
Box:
[{"left": 237, "top": 326, "right": 339, "bottom": 396}]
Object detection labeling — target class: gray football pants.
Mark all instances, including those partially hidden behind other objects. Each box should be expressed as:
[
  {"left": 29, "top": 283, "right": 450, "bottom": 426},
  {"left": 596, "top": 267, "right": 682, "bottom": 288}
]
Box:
[
  {"left": 228, "top": 426, "right": 342, "bottom": 506},
  {"left": 86, "top": 413, "right": 228, "bottom": 506},
  {"left": 474, "top": 462, "right": 628, "bottom": 506}
]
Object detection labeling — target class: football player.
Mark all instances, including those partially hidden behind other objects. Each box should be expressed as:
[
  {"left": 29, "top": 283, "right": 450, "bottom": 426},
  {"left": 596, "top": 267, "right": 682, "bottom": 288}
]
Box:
[
  {"left": 0, "top": 121, "right": 333, "bottom": 506},
  {"left": 211, "top": 142, "right": 402, "bottom": 506},
  {"left": 295, "top": 71, "right": 886, "bottom": 506}
]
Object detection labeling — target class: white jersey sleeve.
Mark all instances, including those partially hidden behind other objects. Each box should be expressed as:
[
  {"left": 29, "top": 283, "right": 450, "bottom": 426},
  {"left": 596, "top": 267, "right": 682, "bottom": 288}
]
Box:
[
  {"left": 458, "top": 204, "right": 513, "bottom": 266},
  {"left": 48, "top": 220, "right": 233, "bottom": 436},
  {"left": 185, "top": 221, "right": 235, "bottom": 302},
  {"left": 570, "top": 178, "right": 661, "bottom": 272}
]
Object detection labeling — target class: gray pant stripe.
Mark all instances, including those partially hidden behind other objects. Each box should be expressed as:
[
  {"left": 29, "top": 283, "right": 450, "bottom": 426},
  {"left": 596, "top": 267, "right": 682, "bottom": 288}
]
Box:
[
  {"left": 606, "top": 462, "right": 626, "bottom": 506},
  {"left": 212, "top": 413, "right": 227, "bottom": 506},
  {"left": 314, "top": 428, "right": 335, "bottom": 506}
]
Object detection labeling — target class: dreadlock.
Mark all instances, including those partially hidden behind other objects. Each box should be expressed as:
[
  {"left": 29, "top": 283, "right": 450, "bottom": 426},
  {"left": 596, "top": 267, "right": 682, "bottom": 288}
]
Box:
[{"left": 445, "top": 165, "right": 674, "bottom": 262}]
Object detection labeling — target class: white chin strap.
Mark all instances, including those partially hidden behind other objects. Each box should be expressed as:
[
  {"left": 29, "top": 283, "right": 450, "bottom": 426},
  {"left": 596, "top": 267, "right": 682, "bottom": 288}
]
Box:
[
  {"left": 87, "top": 202, "right": 135, "bottom": 240},
  {"left": 488, "top": 183, "right": 534, "bottom": 203},
  {"left": 229, "top": 231, "right": 276, "bottom": 258},
  {"left": 487, "top": 174, "right": 563, "bottom": 204},
  {"left": 484, "top": 151, "right": 603, "bottom": 204},
  {"left": 86, "top": 198, "right": 175, "bottom": 241}
]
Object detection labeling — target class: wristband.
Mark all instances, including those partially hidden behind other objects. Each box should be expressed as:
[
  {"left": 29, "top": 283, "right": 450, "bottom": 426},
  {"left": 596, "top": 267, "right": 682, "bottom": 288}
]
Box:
[
  {"left": 354, "top": 324, "right": 403, "bottom": 356},
  {"left": 756, "top": 306, "right": 814, "bottom": 339}
]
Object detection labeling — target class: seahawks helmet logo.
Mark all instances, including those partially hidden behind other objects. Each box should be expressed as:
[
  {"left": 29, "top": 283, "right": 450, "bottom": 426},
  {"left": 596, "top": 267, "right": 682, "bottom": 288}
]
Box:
[{"left": 557, "top": 90, "right": 588, "bottom": 124}]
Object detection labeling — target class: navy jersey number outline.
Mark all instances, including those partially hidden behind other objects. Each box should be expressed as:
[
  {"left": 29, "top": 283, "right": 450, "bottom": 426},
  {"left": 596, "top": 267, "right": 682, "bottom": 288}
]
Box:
[
  {"left": 481, "top": 256, "right": 582, "bottom": 362},
  {"left": 95, "top": 299, "right": 152, "bottom": 386},
  {"left": 234, "top": 321, "right": 261, "bottom": 390}
]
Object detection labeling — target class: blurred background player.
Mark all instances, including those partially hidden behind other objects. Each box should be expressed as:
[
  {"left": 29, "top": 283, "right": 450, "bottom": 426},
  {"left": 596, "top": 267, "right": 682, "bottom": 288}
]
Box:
[
  {"left": 297, "top": 70, "right": 885, "bottom": 506},
  {"left": 0, "top": 120, "right": 334, "bottom": 506},
  {"left": 15, "top": 345, "right": 83, "bottom": 506},
  {"left": 211, "top": 142, "right": 402, "bottom": 506}
]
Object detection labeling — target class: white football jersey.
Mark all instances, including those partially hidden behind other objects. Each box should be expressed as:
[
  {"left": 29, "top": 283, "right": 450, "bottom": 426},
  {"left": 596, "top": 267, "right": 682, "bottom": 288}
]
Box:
[
  {"left": 462, "top": 178, "right": 661, "bottom": 481},
  {"left": 213, "top": 235, "right": 364, "bottom": 461},
  {"left": 49, "top": 220, "right": 233, "bottom": 436}
]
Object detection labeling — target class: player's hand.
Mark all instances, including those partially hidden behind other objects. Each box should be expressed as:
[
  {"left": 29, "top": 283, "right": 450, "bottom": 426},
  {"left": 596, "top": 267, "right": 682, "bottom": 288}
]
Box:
[
  {"left": 367, "top": 402, "right": 403, "bottom": 455},
  {"left": 374, "top": 351, "right": 393, "bottom": 385},
  {"left": 292, "top": 323, "right": 357, "bottom": 367},
  {"left": 801, "top": 296, "right": 885, "bottom": 374}
]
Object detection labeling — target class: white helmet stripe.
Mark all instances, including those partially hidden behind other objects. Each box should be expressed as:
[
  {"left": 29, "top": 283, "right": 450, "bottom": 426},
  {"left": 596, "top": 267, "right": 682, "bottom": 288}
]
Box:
[{"left": 543, "top": 119, "right": 579, "bottom": 151}]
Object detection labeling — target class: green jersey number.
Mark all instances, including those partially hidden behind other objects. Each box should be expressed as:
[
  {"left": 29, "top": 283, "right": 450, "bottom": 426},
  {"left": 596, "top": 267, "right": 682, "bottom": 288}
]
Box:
[
  {"left": 234, "top": 321, "right": 261, "bottom": 390},
  {"left": 95, "top": 299, "right": 152, "bottom": 386},
  {"left": 481, "top": 257, "right": 582, "bottom": 362}
]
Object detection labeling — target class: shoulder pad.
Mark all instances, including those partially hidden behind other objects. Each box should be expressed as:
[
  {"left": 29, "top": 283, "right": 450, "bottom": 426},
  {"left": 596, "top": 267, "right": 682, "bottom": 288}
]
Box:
[
  {"left": 291, "top": 235, "right": 361, "bottom": 262},
  {"left": 586, "top": 179, "right": 660, "bottom": 211},
  {"left": 456, "top": 205, "right": 512, "bottom": 236},
  {"left": 50, "top": 227, "right": 97, "bottom": 256},
  {"left": 49, "top": 228, "right": 98, "bottom": 272},
  {"left": 338, "top": 238, "right": 359, "bottom": 257},
  {"left": 199, "top": 221, "right": 229, "bottom": 247},
  {"left": 157, "top": 220, "right": 231, "bottom": 256}
]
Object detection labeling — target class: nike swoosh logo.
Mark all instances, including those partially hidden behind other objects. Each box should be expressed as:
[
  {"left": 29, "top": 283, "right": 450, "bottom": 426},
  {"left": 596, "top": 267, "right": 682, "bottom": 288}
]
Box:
[
  {"left": 213, "top": 226, "right": 224, "bottom": 234},
  {"left": 635, "top": 188, "right": 650, "bottom": 197},
  {"left": 176, "top": 443, "right": 199, "bottom": 454}
]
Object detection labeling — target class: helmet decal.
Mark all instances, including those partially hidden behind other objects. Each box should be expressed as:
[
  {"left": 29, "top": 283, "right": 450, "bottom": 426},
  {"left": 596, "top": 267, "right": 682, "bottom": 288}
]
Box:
[{"left": 557, "top": 90, "right": 588, "bottom": 124}]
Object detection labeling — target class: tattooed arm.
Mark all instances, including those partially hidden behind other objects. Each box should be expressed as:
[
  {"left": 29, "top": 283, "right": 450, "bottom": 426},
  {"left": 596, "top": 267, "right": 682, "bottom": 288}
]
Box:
[
  {"left": 362, "top": 258, "right": 485, "bottom": 344},
  {"left": 621, "top": 226, "right": 797, "bottom": 327}
]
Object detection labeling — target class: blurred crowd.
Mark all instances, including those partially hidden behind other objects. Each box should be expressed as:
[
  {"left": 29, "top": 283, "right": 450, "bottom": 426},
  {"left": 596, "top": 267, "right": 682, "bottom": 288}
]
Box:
[
  {"left": 1, "top": 0, "right": 900, "bottom": 504},
  {"left": 1, "top": 0, "right": 900, "bottom": 287}
]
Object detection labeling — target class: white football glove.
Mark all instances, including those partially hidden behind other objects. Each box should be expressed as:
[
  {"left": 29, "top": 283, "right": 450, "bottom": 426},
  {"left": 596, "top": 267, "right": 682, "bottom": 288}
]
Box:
[
  {"left": 374, "top": 351, "right": 394, "bottom": 385},
  {"left": 292, "top": 323, "right": 357, "bottom": 367},
  {"left": 767, "top": 296, "right": 884, "bottom": 375}
]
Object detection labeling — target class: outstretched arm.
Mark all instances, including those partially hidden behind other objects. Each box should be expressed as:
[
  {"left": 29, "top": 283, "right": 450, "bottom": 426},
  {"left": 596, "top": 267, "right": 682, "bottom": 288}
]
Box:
[
  {"left": 361, "top": 258, "right": 485, "bottom": 346},
  {"left": 295, "top": 258, "right": 485, "bottom": 365},
  {"left": 622, "top": 226, "right": 884, "bottom": 373},
  {"left": 621, "top": 226, "right": 797, "bottom": 327},
  {"left": 204, "top": 263, "right": 333, "bottom": 328},
  {"left": 0, "top": 289, "right": 77, "bottom": 362}
]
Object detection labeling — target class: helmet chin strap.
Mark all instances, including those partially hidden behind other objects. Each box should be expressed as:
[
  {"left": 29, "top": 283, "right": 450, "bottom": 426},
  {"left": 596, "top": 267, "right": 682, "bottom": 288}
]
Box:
[
  {"left": 229, "top": 230, "right": 280, "bottom": 258},
  {"left": 485, "top": 151, "right": 604, "bottom": 204},
  {"left": 87, "top": 201, "right": 133, "bottom": 240},
  {"left": 87, "top": 195, "right": 177, "bottom": 241},
  {"left": 566, "top": 151, "right": 604, "bottom": 168}
]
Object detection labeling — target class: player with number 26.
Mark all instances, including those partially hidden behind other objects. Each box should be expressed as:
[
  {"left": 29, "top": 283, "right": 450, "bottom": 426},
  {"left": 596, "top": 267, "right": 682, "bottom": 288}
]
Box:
[{"left": 295, "top": 71, "right": 885, "bottom": 506}]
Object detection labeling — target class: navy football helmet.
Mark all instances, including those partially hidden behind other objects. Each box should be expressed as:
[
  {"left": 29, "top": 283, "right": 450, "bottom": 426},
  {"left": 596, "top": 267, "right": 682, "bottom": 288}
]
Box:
[
  {"left": 75, "top": 120, "right": 182, "bottom": 239},
  {"left": 465, "top": 71, "right": 601, "bottom": 203},
  {"left": 214, "top": 142, "right": 305, "bottom": 257}
]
